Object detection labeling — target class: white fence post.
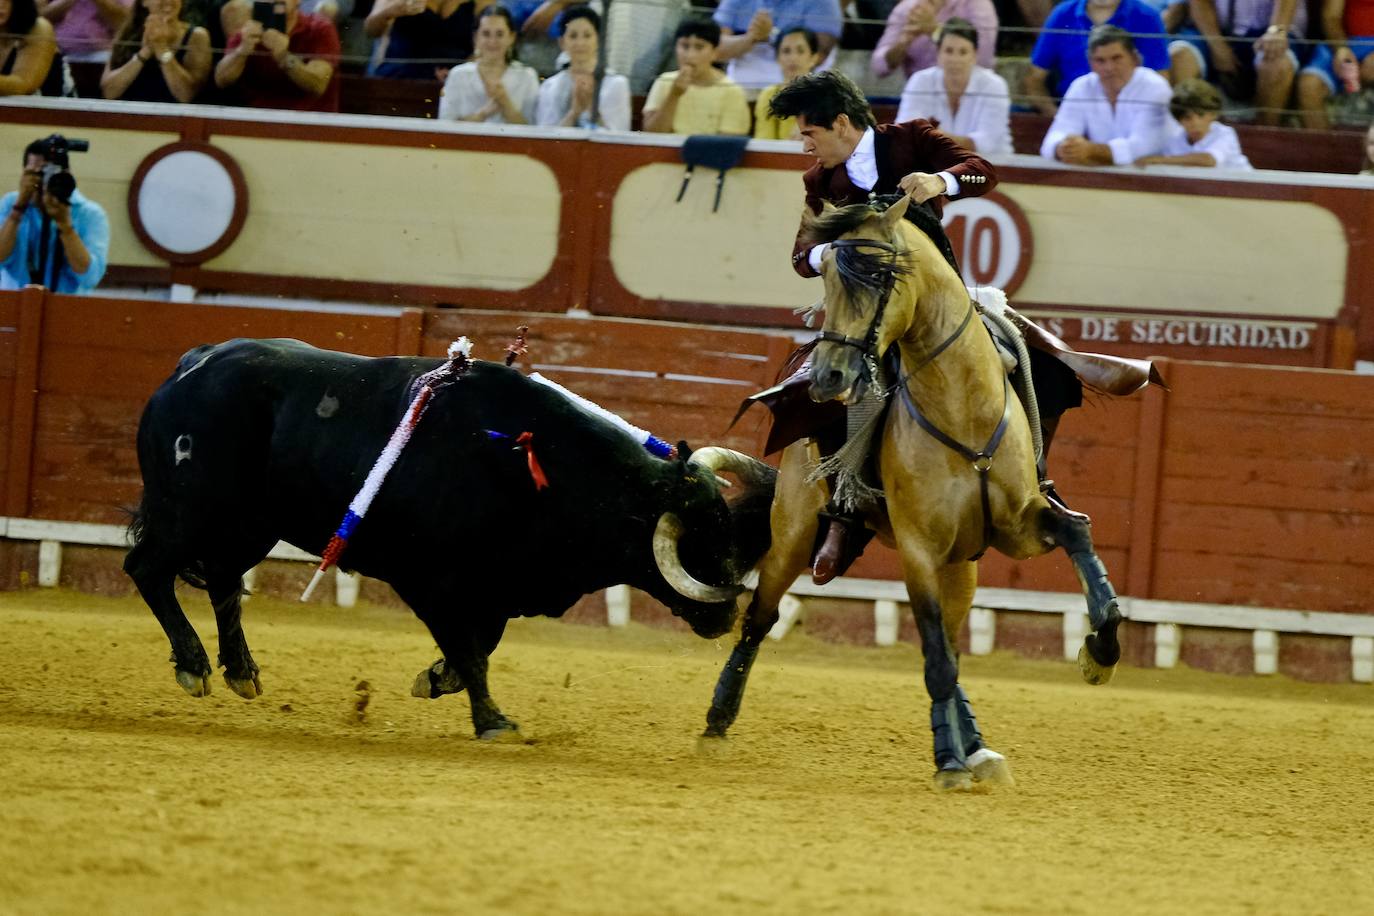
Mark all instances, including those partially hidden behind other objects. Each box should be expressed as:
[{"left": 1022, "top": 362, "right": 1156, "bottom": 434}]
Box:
[
  {"left": 1352, "top": 637, "right": 1373, "bottom": 684},
  {"left": 605, "top": 584, "right": 631, "bottom": 627},
  {"left": 768, "top": 594, "right": 804, "bottom": 641},
  {"left": 873, "top": 599, "right": 900, "bottom": 647},
  {"left": 1062, "top": 611, "right": 1087, "bottom": 660},
  {"left": 37, "top": 540, "right": 62, "bottom": 587},
  {"left": 968, "top": 606, "right": 995, "bottom": 656},
  {"left": 334, "top": 569, "right": 360, "bottom": 608},
  {"left": 1253, "top": 630, "right": 1279, "bottom": 675},
  {"left": 1154, "top": 623, "right": 1181, "bottom": 669}
]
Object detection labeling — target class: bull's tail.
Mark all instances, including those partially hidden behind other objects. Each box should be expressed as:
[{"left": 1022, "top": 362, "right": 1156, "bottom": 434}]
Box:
[{"left": 125, "top": 484, "right": 208, "bottom": 591}]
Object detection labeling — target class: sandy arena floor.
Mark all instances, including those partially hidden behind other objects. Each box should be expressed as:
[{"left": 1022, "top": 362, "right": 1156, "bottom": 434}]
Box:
[{"left": 1, "top": 589, "right": 1371, "bottom": 915}]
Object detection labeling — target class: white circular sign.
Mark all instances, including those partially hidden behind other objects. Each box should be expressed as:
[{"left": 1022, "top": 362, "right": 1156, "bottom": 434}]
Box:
[
  {"left": 941, "top": 195, "right": 1028, "bottom": 293},
  {"left": 135, "top": 151, "right": 238, "bottom": 255}
]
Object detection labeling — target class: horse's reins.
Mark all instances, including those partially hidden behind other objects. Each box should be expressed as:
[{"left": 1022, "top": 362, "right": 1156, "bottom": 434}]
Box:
[{"left": 818, "top": 236, "right": 1011, "bottom": 561}]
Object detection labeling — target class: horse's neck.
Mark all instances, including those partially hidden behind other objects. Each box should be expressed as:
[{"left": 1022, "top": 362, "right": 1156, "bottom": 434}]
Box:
[{"left": 896, "top": 280, "right": 1005, "bottom": 423}]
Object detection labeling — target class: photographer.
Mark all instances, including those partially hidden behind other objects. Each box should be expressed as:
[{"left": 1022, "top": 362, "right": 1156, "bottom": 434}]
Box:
[{"left": 0, "top": 136, "right": 109, "bottom": 295}]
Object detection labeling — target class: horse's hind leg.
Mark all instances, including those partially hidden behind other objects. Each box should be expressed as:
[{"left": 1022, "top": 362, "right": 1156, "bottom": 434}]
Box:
[
  {"left": 1040, "top": 508, "right": 1122, "bottom": 685},
  {"left": 124, "top": 538, "right": 213, "bottom": 697}
]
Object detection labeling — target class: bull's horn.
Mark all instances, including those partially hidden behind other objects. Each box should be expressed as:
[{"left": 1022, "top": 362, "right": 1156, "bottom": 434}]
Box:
[
  {"left": 652, "top": 512, "right": 743, "bottom": 604},
  {"left": 688, "top": 447, "right": 776, "bottom": 491}
]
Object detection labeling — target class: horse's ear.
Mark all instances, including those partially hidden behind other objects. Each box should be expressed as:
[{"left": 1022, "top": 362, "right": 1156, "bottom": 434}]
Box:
[{"left": 879, "top": 194, "right": 912, "bottom": 234}]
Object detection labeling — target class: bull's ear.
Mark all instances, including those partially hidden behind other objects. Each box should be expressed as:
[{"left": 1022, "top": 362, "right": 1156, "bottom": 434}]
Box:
[{"left": 879, "top": 193, "right": 911, "bottom": 234}]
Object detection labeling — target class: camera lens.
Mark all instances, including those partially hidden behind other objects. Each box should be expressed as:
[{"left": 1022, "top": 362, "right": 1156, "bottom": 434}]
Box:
[{"left": 43, "top": 168, "right": 76, "bottom": 205}]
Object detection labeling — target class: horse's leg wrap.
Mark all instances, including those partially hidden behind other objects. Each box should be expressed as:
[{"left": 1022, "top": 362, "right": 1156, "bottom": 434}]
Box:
[
  {"left": 704, "top": 635, "right": 763, "bottom": 738},
  {"left": 930, "top": 696, "right": 969, "bottom": 772},
  {"left": 1050, "top": 513, "right": 1123, "bottom": 670},
  {"left": 954, "top": 684, "right": 985, "bottom": 757}
]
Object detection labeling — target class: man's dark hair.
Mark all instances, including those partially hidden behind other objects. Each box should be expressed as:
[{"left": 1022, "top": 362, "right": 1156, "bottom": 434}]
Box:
[
  {"left": 24, "top": 138, "right": 66, "bottom": 169},
  {"left": 1087, "top": 23, "right": 1137, "bottom": 56},
  {"left": 936, "top": 16, "right": 978, "bottom": 49},
  {"left": 674, "top": 17, "right": 721, "bottom": 47},
  {"left": 1169, "top": 77, "right": 1222, "bottom": 119},
  {"left": 558, "top": 4, "right": 601, "bottom": 35},
  {"left": 768, "top": 70, "right": 876, "bottom": 130},
  {"left": 3, "top": 0, "right": 40, "bottom": 36}
]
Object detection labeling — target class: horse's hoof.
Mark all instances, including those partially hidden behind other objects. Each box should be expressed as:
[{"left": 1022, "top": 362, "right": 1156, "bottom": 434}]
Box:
[
  {"left": 932, "top": 766, "right": 974, "bottom": 793},
  {"left": 175, "top": 669, "right": 212, "bottom": 697},
  {"left": 477, "top": 723, "right": 523, "bottom": 742},
  {"left": 967, "top": 748, "right": 1014, "bottom": 786},
  {"left": 223, "top": 672, "right": 263, "bottom": 700},
  {"left": 695, "top": 734, "right": 732, "bottom": 757},
  {"left": 1078, "top": 643, "right": 1117, "bottom": 686}
]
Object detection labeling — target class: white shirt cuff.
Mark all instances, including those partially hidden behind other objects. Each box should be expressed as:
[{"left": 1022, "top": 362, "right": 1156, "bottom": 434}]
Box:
[
  {"left": 1108, "top": 138, "right": 1133, "bottom": 166},
  {"left": 938, "top": 171, "right": 959, "bottom": 196},
  {"left": 807, "top": 243, "right": 829, "bottom": 273}
]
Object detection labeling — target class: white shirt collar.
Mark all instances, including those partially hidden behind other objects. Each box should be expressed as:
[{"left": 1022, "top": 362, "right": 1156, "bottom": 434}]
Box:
[{"left": 845, "top": 127, "right": 878, "bottom": 192}]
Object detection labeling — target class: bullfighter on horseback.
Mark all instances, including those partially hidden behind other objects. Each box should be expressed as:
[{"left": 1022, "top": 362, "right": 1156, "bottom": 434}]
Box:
[{"left": 767, "top": 70, "right": 1090, "bottom": 585}]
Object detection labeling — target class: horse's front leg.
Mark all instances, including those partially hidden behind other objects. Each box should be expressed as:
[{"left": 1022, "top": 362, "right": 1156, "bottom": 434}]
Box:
[
  {"left": 1039, "top": 507, "right": 1122, "bottom": 685},
  {"left": 703, "top": 448, "right": 819, "bottom": 740},
  {"left": 905, "top": 554, "right": 976, "bottom": 792}
]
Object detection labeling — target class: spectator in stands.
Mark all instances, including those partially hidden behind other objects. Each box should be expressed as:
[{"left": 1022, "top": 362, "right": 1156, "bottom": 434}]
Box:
[
  {"left": 215, "top": 0, "right": 340, "bottom": 111},
  {"left": 504, "top": 0, "right": 587, "bottom": 76},
  {"left": 896, "top": 17, "right": 1011, "bottom": 153},
  {"left": 534, "top": 5, "right": 630, "bottom": 129},
  {"left": 1296, "top": 0, "right": 1374, "bottom": 129},
  {"left": 870, "top": 0, "right": 997, "bottom": 82},
  {"left": 41, "top": 0, "right": 131, "bottom": 64},
  {"left": 100, "top": 0, "right": 211, "bottom": 102},
  {"left": 604, "top": 0, "right": 686, "bottom": 93},
  {"left": 1040, "top": 24, "right": 1172, "bottom": 164},
  {"left": 1024, "top": 0, "right": 1170, "bottom": 116},
  {"left": 1, "top": 136, "right": 109, "bottom": 294},
  {"left": 437, "top": 4, "right": 538, "bottom": 121},
  {"left": 754, "top": 26, "right": 822, "bottom": 138},
  {"left": 0, "top": 0, "right": 62, "bottom": 95},
  {"left": 712, "top": 0, "right": 843, "bottom": 93},
  {"left": 365, "top": 0, "right": 484, "bottom": 81},
  {"left": 643, "top": 19, "right": 751, "bottom": 134},
  {"left": 1169, "top": 0, "right": 1310, "bottom": 126},
  {"left": 1135, "top": 77, "right": 1252, "bottom": 166}
]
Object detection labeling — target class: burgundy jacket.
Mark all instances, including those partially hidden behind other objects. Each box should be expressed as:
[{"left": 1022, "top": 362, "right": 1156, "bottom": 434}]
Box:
[{"left": 791, "top": 119, "right": 998, "bottom": 277}]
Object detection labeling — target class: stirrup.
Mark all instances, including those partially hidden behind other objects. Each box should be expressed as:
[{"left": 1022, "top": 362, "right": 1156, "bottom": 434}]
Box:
[{"left": 1041, "top": 479, "right": 1089, "bottom": 523}]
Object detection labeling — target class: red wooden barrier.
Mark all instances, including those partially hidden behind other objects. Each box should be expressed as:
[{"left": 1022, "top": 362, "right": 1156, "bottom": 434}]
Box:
[{"left": 2, "top": 288, "right": 1372, "bottom": 617}]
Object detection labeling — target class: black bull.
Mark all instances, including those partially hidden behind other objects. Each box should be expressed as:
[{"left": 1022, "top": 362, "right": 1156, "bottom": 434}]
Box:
[{"left": 125, "top": 339, "right": 776, "bottom": 738}]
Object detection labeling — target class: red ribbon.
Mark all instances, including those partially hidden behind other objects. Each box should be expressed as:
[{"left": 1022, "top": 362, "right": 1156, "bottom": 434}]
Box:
[{"left": 515, "top": 432, "right": 549, "bottom": 490}]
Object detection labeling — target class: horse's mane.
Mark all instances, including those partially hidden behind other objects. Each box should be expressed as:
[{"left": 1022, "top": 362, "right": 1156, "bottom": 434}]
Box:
[{"left": 804, "top": 203, "right": 912, "bottom": 302}]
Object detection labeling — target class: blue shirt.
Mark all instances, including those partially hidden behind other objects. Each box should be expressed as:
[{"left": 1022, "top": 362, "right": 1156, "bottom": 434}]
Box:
[
  {"left": 0, "top": 189, "right": 110, "bottom": 295},
  {"left": 713, "top": 0, "right": 844, "bottom": 39},
  {"left": 1031, "top": 0, "right": 1170, "bottom": 96}
]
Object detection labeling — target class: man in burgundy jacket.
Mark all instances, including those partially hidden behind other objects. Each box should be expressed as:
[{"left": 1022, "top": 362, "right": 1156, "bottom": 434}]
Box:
[{"left": 773, "top": 70, "right": 998, "bottom": 281}]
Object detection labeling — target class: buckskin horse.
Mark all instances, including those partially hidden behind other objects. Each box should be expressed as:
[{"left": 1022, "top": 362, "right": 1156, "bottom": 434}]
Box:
[{"left": 701, "top": 195, "right": 1124, "bottom": 791}]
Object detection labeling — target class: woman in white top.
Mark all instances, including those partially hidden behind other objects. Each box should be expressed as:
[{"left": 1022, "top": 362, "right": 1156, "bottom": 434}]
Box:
[
  {"left": 534, "top": 5, "right": 630, "bottom": 130},
  {"left": 438, "top": 5, "right": 539, "bottom": 123},
  {"left": 895, "top": 17, "right": 1011, "bottom": 155}
]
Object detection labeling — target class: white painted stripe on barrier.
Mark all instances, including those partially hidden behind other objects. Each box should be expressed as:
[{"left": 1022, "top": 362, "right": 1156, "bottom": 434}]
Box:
[
  {"left": 1062, "top": 611, "right": 1087, "bottom": 661},
  {"left": 1154, "top": 623, "right": 1181, "bottom": 669},
  {"left": 4, "top": 517, "right": 1374, "bottom": 646},
  {"left": 873, "top": 599, "right": 900, "bottom": 647},
  {"left": 38, "top": 540, "right": 61, "bottom": 587},
  {"left": 1353, "top": 637, "right": 1374, "bottom": 684},
  {"left": 605, "top": 584, "right": 631, "bottom": 628},
  {"left": 768, "top": 594, "right": 804, "bottom": 641},
  {"left": 968, "top": 607, "right": 996, "bottom": 656}
]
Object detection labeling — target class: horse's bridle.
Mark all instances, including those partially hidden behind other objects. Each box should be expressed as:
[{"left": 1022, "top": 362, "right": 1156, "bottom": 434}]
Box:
[{"left": 815, "top": 238, "right": 902, "bottom": 388}]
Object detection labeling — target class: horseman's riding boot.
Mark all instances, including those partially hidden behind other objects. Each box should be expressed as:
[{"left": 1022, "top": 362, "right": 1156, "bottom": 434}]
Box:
[{"left": 812, "top": 512, "right": 855, "bottom": 585}]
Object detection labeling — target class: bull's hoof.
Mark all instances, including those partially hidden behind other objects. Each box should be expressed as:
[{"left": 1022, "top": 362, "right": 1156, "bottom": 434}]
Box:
[
  {"left": 967, "top": 748, "right": 1014, "bottom": 786},
  {"left": 932, "top": 765, "right": 974, "bottom": 793},
  {"left": 411, "top": 659, "right": 465, "bottom": 699},
  {"left": 223, "top": 671, "right": 263, "bottom": 700},
  {"left": 1078, "top": 642, "right": 1117, "bottom": 686},
  {"left": 175, "top": 669, "right": 213, "bottom": 697}
]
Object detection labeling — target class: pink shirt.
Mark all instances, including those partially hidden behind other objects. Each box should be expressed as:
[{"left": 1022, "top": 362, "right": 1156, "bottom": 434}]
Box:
[
  {"left": 871, "top": 0, "right": 999, "bottom": 79},
  {"left": 53, "top": 0, "right": 132, "bottom": 59}
]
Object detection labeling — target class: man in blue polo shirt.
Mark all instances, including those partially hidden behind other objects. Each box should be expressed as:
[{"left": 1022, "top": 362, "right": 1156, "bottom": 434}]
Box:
[{"left": 1023, "top": 0, "right": 1171, "bottom": 114}]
